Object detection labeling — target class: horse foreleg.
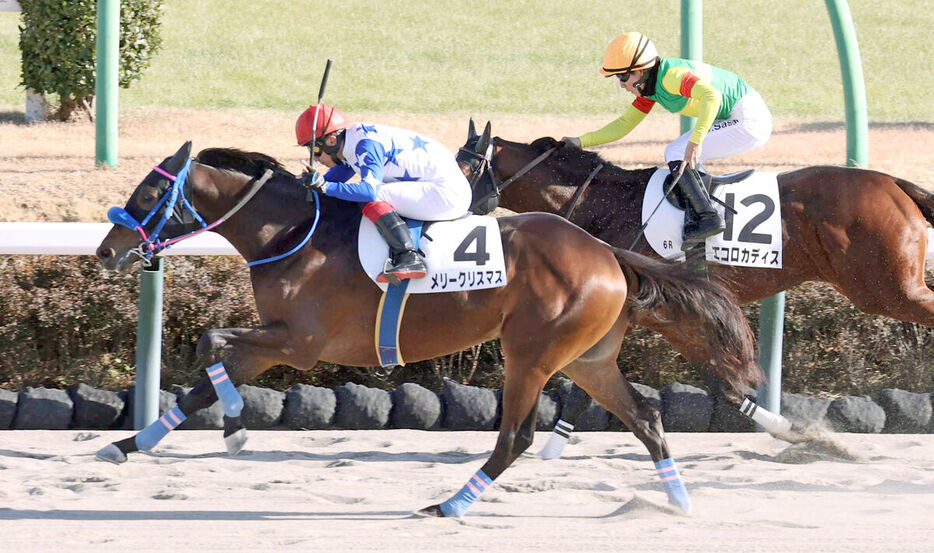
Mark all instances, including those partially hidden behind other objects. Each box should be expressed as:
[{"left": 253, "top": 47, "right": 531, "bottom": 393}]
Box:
[
  {"left": 537, "top": 327, "right": 630, "bottom": 460},
  {"left": 97, "top": 323, "right": 300, "bottom": 464},
  {"left": 96, "top": 378, "right": 219, "bottom": 464},
  {"left": 196, "top": 323, "right": 301, "bottom": 455},
  {"left": 419, "top": 366, "right": 549, "bottom": 518}
]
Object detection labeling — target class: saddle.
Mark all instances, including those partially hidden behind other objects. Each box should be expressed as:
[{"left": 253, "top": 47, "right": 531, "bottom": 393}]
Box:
[{"left": 665, "top": 169, "right": 756, "bottom": 211}]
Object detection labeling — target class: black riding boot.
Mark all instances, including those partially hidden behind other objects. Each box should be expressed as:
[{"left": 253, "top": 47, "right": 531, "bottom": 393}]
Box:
[
  {"left": 372, "top": 210, "right": 427, "bottom": 284},
  {"left": 669, "top": 161, "right": 725, "bottom": 243}
]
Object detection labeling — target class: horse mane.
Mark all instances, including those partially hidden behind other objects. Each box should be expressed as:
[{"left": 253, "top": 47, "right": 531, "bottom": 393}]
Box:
[
  {"left": 196, "top": 147, "right": 293, "bottom": 178},
  {"left": 194, "top": 147, "right": 361, "bottom": 244},
  {"left": 525, "top": 137, "right": 635, "bottom": 183}
]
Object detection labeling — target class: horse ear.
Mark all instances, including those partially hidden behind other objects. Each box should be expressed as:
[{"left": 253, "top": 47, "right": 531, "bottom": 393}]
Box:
[
  {"left": 476, "top": 121, "right": 492, "bottom": 153},
  {"left": 165, "top": 140, "right": 193, "bottom": 172},
  {"left": 468, "top": 118, "right": 478, "bottom": 140}
]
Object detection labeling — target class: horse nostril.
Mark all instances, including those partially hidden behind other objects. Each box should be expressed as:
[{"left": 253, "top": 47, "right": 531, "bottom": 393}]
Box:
[{"left": 97, "top": 246, "right": 114, "bottom": 260}]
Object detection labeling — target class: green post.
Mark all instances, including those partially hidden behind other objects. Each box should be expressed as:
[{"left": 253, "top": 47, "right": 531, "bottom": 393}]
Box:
[
  {"left": 95, "top": 0, "right": 119, "bottom": 167},
  {"left": 756, "top": 293, "right": 785, "bottom": 418},
  {"left": 680, "top": 0, "right": 702, "bottom": 135},
  {"left": 134, "top": 258, "right": 164, "bottom": 429},
  {"left": 756, "top": 1, "right": 867, "bottom": 422},
  {"left": 825, "top": 0, "right": 869, "bottom": 167}
]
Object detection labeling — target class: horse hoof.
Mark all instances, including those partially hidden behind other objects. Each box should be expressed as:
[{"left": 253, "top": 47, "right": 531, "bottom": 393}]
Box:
[
  {"left": 415, "top": 504, "right": 445, "bottom": 517},
  {"left": 535, "top": 448, "right": 562, "bottom": 460},
  {"left": 669, "top": 497, "right": 692, "bottom": 514},
  {"left": 225, "top": 428, "right": 248, "bottom": 456},
  {"left": 95, "top": 443, "right": 127, "bottom": 465}
]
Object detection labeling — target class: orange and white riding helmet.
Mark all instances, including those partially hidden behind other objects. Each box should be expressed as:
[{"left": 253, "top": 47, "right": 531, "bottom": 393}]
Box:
[
  {"left": 295, "top": 103, "right": 350, "bottom": 147},
  {"left": 599, "top": 32, "right": 659, "bottom": 77}
]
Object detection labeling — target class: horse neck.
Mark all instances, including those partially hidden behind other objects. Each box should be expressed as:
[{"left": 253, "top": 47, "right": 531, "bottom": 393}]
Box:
[
  {"left": 493, "top": 144, "right": 597, "bottom": 214},
  {"left": 494, "top": 146, "right": 572, "bottom": 214},
  {"left": 190, "top": 164, "right": 311, "bottom": 262},
  {"left": 495, "top": 145, "right": 647, "bottom": 226}
]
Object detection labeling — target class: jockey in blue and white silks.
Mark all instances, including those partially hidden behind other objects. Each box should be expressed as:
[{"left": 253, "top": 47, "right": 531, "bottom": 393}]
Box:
[{"left": 295, "top": 104, "right": 471, "bottom": 283}]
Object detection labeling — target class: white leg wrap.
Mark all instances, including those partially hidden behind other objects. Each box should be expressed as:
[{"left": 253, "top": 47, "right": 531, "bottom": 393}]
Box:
[
  {"left": 740, "top": 397, "right": 792, "bottom": 434},
  {"left": 536, "top": 419, "right": 574, "bottom": 459}
]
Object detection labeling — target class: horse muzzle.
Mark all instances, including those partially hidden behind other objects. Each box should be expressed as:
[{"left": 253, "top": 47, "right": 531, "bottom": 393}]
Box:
[
  {"left": 96, "top": 224, "right": 149, "bottom": 273},
  {"left": 96, "top": 243, "right": 141, "bottom": 273}
]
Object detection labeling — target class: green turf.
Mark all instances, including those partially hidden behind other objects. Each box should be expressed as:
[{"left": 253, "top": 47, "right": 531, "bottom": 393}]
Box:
[{"left": 1, "top": 0, "right": 932, "bottom": 120}]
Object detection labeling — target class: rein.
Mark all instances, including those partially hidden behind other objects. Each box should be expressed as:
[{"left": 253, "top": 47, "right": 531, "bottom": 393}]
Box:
[
  {"left": 108, "top": 159, "right": 319, "bottom": 267},
  {"left": 494, "top": 144, "right": 557, "bottom": 194},
  {"left": 467, "top": 140, "right": 601, "bottom": 220},
  {"left": 562, "top": 163, "right": 604, "bottom": 219}
]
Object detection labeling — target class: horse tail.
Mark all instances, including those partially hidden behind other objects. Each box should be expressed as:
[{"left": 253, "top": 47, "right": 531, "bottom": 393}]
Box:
[
  {"left": 611, "top": 246, "right": 763, "bottom": 391},
  {"left": 893, "top": 177, "right": 934, "bottom": 226}
]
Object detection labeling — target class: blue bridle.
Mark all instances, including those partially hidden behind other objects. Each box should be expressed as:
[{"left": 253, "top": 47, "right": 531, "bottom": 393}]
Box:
[{"left": 108, "top": 158, "right": 319, "bottom": 267}]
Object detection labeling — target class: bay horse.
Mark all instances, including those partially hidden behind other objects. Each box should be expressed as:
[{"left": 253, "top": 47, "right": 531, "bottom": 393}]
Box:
[
  {"left": 458, "top": 121, "right": 934, "bottom": 446},
  {"left": 94, "top": 141, "right": 759, "bottom": 516}
]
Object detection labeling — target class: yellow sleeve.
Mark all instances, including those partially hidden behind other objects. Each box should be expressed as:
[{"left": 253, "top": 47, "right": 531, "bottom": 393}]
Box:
[
  {"left": 579, "top": 102, "right": 651, "bottom": 148},
  {"left": 660, "top": 65, "right": 721, "bottom": 144}
]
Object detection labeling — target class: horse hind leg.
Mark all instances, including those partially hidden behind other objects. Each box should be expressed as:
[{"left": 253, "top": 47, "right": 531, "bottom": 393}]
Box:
[
  {"left": 561, "top": 357, "right": 691, "bottom": 513},
  {"left": 827, "top": 222, "right": 934, "bottom": 325},
  {"left": 419, "top": 364, "right": 550, "bottom": 518}
]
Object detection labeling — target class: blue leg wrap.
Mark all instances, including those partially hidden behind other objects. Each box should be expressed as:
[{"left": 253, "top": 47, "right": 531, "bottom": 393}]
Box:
[
  {"left": 655, "top": 457, "right": 692, "bottom": 513},
  {"left": 439, "top": 469, "right": 493, "bottom": 518},
  {"left": 135, "top": 406, "right": 187, "bottom": 452},
  {"left": 206, "top": 362, "right": 243, "bottom": 418}
]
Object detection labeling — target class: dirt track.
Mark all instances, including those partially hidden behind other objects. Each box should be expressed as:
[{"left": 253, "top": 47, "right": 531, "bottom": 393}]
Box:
[
  {"left": 1, "top": 109, "right": 933, "bottom": 222},
  {"left": 3, "top": 430, "right": 934, "bottom": 553}
]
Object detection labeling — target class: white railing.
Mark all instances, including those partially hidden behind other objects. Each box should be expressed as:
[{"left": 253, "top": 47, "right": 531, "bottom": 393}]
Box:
[
  {"left": 0, "top": 222, "right": 237, "bottom": 255},
  {"left": 0, "top": 222, "right": 237, "bottom": 427},
  {"left": 3, "top": 222, "right": 934, "bottom": 427}
]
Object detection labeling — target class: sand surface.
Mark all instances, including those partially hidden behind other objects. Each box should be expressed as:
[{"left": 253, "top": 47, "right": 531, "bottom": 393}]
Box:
[{"left": 1, "top": 430, "right": 933, "bottom": 552}]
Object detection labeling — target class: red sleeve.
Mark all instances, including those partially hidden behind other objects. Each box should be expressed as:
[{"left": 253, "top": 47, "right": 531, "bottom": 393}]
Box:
[
  {"left": 680, "top": 73, "right": 700, "bottom": 97},
  {"left": 632, "top": 96, "right": 656, "bottom": 114}
]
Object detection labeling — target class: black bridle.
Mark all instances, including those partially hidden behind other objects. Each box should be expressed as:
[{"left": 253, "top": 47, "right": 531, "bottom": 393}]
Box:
[
  {"left": 456, "top": 136, "right": 558, "bottom": 212},
  {"left": 457, "top": 136, "right": 605, "bottom": 219}
]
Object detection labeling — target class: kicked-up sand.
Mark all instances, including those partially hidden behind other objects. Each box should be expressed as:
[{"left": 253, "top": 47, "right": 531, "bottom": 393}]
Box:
[{"left": 0, "top": 430, "right": 933, "bottom": 552}]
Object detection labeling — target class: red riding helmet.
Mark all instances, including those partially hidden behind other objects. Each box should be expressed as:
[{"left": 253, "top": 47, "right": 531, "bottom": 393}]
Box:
[{"left": 295, "top": 104, "right": 350, "bottom": 146}]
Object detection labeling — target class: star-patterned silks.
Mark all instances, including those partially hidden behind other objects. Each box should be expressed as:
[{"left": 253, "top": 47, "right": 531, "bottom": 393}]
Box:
[
  {"left": 410, "top": 135, "right": 429, "bottom": 151},
  {"left": 397, "top": 169, "right": 419, "bottom": 181},
  {"left": 385, "top": 140, "right": 404, "bottom": 167},
  {"left": 319, "top": 122, "right": 465, "bottom": 204}
]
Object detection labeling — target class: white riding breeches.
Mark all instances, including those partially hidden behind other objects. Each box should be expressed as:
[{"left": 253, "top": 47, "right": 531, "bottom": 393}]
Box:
[
  {"left": 665, "top": 88, "right": 773, "bottom": 164},
  {"left": 376, "top": 177, "right": 472, "bottom": 221}
]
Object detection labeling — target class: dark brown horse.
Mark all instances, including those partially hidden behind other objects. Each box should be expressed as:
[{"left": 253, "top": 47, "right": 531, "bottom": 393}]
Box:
[
  {"left": 94, "top": 141, "right": 758, "bottom": 516},
  {"left": 458, "top": 121, "right": 934, "bottom": 444}
]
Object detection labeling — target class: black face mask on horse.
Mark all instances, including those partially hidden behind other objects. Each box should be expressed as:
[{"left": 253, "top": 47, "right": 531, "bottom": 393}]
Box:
[{"left": 457, "top": 121, "right": 500, "bottom": 215}]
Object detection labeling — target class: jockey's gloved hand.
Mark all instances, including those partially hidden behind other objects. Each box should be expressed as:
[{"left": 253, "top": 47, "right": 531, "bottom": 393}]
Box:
[
  {"left": 560, "top": 136, "right": 581, "bottom": 149},
  {"left": 298, "top": 170, "right": 327, "bottom": 193}
]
